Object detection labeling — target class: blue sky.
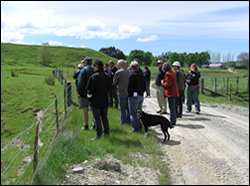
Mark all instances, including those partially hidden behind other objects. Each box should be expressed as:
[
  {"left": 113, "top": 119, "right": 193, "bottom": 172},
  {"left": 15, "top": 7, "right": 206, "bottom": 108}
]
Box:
[{"left": 1, "top": 1, "right": 249, "bottom": 61}]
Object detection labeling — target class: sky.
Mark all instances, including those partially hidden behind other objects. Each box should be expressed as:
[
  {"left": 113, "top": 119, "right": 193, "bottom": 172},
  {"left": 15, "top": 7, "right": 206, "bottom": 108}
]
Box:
[{"left": 1, "top": 1, "right": 249, "bottom": 61}]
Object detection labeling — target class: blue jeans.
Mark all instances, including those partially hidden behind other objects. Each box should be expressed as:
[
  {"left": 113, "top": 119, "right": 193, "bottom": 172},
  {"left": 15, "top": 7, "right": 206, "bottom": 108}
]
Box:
[
  {"left": 168, "top": 97, "right": 177, "bottom": 124},
  {"left": 118, "top": 95, "right": 131, "bottom": 124},
  {"left": 128, "top": 95, "right": 144, "bottom": 131},
  {"left": 90, "top": 106, "right": 109, "bottom": 138}
]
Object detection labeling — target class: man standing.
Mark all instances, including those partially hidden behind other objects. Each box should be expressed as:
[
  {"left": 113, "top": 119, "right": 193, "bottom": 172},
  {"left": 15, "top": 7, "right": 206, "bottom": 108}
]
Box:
[
  {"left": 73, "top": 63, "right": 83, "bottom": 108},
  {"left": 143, "top": 66, "right": 151, "bottom": 97},
  {"left": 127, "top": 61, "right": 146, "bottom": 132},
  {"left": 86, "top": 60, "right": 111, "bottom": 140},
  {"left": 77, "top": 56, "right": 95, "bottom": 130},
  {"left": 108, "top": 60, "right": 118, "bottom": 109},
  {"left": 172, "top": 61, "right": 185, "bottom": 118},
  {"left": 155, "top": 60, "right": 167, "bottom": 114},
  {"left": 113, "top": 59, "right": 131, "bottom": 125}
]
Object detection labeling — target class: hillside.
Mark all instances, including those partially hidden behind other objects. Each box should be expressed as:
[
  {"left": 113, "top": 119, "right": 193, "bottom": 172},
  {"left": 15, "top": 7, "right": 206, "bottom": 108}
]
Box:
[{"left": 1, "top": 43, "right": 118, "bottom": 68}]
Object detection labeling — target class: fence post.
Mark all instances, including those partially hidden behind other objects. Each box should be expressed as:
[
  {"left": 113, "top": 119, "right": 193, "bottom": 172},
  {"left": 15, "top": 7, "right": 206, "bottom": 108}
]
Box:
[
  {"left": 236, "top": 77, "right": 239, "bottom": 93},
  {"left": 230, "top": 84, "right": 232, "bottom": 101},
  {"left": 58, "top": 69, "right": 61, "bottom": 80},
  {"left": 215, "top": 78, "right": 217, "bottom": 93},
  {"left": 55, "top": 95, "right": 59, "bottom": 135},
  {"left": 64, "top": 79, "right": 67, "bottom": 116},
  {"left": 248, "top": 77, "right": 249, "bottom": 93},
  {"left": 201, "top": 79, "right": 204, "bottom": 94},
  {"left": 61, "top": 70, "right": 64, "bottom": 84},
  {"left": 223, "top": 77, "right": 225, "bottom": 87},
  {"left": 227, "top": 77, "right": 229, "bottom": 95},
  {"left": 67, "top": 81, "right": 72, "bottom": 106},
  {"left": 34, "top": 117, "right": 42, "bottom": 172}
]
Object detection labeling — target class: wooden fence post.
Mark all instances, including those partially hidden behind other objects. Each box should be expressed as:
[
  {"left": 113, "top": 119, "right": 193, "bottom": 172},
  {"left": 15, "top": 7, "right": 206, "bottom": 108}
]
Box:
[
  {"left": 248, "top": 77, "right": 249, "bottom": 93},
  {"left": 226, "top": 77, "right": 229, "bottom": 95},
  {"left": 64, "top": 79, "right": 67, "bottom": 116},
  {"left": 61, "top": 70, "right": 64, "bottom": 84},
  {"left": 34, "top": 117, "right": 42, "bottom": 172},
  {"left": 215, "top": 78, "right": 217, "bottom": 93},
  {"left": 201, "top": 79, "right": 204, "bottom": 94},
  {"left": 55, "top": 95, "right": 59, "bottom": 135},
  {"left": 230, "top": 84, "right": 232, "bottom": 101},
  {"left": 236, "top": 77, "right": 239, "bottom": 93},
  {"left": 67, "top": 81, "right": 72, "bottom": 107}
]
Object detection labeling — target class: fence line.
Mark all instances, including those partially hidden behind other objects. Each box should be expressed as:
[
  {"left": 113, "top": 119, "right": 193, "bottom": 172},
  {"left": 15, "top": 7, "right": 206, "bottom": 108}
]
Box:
[
  {"left": 201, "top": 76, "right": 249, "bottom": 102},
  {"left": 1, "top": 68, "right": 72, "bottom": 185}
]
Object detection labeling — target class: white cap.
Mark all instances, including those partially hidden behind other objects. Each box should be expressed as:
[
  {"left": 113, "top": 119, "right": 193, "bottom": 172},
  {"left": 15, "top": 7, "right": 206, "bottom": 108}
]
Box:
[
  {"left": 172, "top": 61, "right": 181, "bottom": 67},
  {"left": 78, "top": 64, "right": 83, "bottom": 68}
]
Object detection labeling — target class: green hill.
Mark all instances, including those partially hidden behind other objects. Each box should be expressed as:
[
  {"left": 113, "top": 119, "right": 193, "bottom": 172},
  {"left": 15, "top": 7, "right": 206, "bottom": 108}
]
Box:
[{"left": 1, "top": 43, "right": 118, "bottom": 68}]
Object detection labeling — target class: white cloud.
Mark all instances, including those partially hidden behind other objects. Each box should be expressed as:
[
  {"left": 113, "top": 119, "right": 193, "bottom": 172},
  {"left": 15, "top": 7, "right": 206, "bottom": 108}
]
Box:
[
  {"left": 1, "top": 13, "right": 63, "bottom": 35},
  {"left": 136, "top": 35, "right": 158, "bottom": 42},
  {"left": 55, "top": 21, "right": 141, "bottom": 40},
  {"left": 1, "top": 30, "right": 24, "bottom": 43},
  {"left": 47, "top": 40, "right": 62, "bottom": 46}
]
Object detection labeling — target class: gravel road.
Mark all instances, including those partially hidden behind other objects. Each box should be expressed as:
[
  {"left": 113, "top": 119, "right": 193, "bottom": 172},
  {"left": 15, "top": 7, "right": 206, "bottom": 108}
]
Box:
[
  {"left": 61, "top": 82, "right": 248, "bottom": 185},
  {"left": 143, "top": 82, "right": 249, "bottom": 185}
]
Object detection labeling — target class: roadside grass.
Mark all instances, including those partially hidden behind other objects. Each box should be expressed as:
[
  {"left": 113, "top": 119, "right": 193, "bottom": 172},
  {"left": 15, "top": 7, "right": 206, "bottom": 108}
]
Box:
[
  {"left": 1, "top": 65, "right": 172, "bottom": 185},
  {"left": 34, "top": 94, "right": 171, "bottom": 185}
]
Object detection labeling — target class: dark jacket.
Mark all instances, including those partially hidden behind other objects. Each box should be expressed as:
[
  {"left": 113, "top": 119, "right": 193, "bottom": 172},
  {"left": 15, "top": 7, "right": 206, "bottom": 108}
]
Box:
[
  {"left": 77, "top": 65, "right": 95, "bottom": 97},
  {"left": 108, "top": 66, "right": 118, "bottom": 88},
  {"left": 127, "top": 70, "right": 146, "bottom": 97},
  {"left": 86, "top": 70, "right": 111, "bottom": 108},
  {"left": 175, "top": 69, "right": 185, "bottom": 92},
  {"left": 73, "top": 70, "right": 80, "bottom": 86},
  {"left": 155, "top": 67, "right": 165, "bottom": 86},
  {"left": 185, "top": 71, "right": 201, "bottom": 86},
  {"left": 144, "top": 69, "right": 151, "bottom": 81}
]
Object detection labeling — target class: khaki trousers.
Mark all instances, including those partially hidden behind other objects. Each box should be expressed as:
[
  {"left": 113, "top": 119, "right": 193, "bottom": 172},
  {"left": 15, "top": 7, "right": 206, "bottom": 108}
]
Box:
[{"left": 156, "top": 86, "right": 167, "bottom": 112}]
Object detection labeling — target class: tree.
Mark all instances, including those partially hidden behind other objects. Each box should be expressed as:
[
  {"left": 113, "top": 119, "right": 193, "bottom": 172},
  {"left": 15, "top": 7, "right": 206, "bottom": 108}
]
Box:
[
  {"left": 160, "top": 51, "right": 172, "bottom": 61},
  {"left": 196, "top": 51, "right": 210, "bottom": 66},
  {"left": 144, "top": 52, "right": 153, "bottom": 66},
  {"left": 99, "top": 46, "right": 126, "bottom": 60},
  {"left": 38, "top": 42, "right": 51, "bottom": 66},
  {"left": 237, "top": 52, "right": 249, "bottom": 67},
  {"left": 168, "top": 52, "right": 179, "bottom": 65},
  {"left": 128, "top": 49, "right": 145, "bottom": 64}
]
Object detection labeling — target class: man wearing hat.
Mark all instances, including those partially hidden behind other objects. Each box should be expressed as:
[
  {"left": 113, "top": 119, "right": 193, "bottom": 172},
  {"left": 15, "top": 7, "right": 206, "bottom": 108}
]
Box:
[
  {"left": 86, "top": 60, "right": 111, "bottom": 139},
  {"left": 155, "top": 60, "right": 167, "bottom": 114},
  {"left": 172, "top": 61, "right": 185, "bottom": 118},
  {"left": 73, "top": 63, "right": 83, "bottom": 108},
  {"left": 77, "top": 56, "right": 95, "bottom": 130}
]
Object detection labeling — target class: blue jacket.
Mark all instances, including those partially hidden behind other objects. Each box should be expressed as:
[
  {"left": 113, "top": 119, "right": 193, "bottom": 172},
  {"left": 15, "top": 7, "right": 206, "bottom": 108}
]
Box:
[{"left": 77, "top": 65, "right": 95, "bottom": 97}]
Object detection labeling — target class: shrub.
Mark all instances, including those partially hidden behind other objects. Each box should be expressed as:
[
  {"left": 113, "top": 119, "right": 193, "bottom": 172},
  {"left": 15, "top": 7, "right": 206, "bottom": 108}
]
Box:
[
  {"left": 45, "top": 76, "right": 55, "bottom": 85},
  {"left": 11, "top": 71, "right": 18, "bottom": 77}
]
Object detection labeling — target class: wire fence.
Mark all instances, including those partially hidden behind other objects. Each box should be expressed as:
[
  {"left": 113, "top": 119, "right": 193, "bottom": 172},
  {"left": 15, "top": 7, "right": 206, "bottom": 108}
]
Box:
[
  {"left": 201, "top": 76, "right": 249, "bottom": 102},
  {"left": 1, "top": 68, "right": 72, "bottom": 185}
]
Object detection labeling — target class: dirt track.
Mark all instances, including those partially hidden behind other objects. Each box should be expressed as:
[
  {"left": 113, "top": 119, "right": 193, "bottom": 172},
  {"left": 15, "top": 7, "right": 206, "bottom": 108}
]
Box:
[{"left": 143, "top": 82, "right": 249, "bottom": 185}]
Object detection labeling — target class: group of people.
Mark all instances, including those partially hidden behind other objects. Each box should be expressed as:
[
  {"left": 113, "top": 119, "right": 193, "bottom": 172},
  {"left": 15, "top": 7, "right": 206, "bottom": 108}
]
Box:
[
  {"left": 73, "top": 56, "right": 200, "bottom": 139},
  {"left": 155, "top": 59, "right": 201, "bottom": 126},
  {"left": 73, "top": 57, "right": 152, "bottom": 139}
]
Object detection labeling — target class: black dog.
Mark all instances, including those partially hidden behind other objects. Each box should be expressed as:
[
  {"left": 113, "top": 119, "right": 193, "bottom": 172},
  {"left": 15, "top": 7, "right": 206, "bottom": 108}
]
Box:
[{"left": 137, "top": 110, "right": 174, "bottom": 142}]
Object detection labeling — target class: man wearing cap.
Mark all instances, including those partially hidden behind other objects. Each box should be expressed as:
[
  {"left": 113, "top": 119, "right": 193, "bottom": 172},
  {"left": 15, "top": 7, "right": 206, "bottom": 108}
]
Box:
[
  {"left": 77, "top": 56, "right": 95, "bottom": 130},
  {"left": 86, "top": 60, "right": 111, "bottom": 139},
  {"left": 155, "top": 60, "right": 167, "bottom": 114},
  {"left": 73, "top": 63, "right": 83, "bottom": 108},
  {"left": 172, "top": 61, "right": 185, "bottom": 118}
]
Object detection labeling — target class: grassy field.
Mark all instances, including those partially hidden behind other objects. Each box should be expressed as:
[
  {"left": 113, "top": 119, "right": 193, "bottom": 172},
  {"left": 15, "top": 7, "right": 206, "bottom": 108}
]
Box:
[{"left": 1, "top": 43, "right": 249, "bottom": 185}]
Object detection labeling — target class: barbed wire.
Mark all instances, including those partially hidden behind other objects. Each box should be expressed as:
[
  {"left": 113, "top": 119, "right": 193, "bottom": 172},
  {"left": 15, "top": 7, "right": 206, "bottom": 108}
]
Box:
[{"left": 1, "top": 69, "right": 74, "bottom": 185}]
